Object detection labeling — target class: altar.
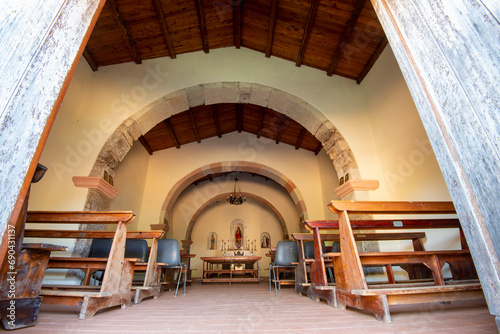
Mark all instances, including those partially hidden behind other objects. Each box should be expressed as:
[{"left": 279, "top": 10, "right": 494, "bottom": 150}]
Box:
[{"left": 200, "top": 256, "right": 262, "bottom": 284}]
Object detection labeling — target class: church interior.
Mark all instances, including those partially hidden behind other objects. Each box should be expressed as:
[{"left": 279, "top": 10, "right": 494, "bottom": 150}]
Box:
[{"left": 1, "top": 0, "right": 499, "bottom": 332}]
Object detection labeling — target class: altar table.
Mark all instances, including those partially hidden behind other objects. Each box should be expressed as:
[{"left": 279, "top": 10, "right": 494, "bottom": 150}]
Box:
[{"left": 200, "top": 256, "right": 261, "bottom": 284}]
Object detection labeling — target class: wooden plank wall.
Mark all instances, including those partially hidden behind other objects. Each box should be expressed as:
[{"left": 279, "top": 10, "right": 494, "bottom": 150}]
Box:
[{"left": 371, "top": 0, "right": 500, "bottom": 329}]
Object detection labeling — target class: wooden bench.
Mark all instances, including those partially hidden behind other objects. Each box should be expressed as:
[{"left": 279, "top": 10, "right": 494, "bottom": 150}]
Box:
[
  {"left": 0, "top": 164, "right": 68, "bottom": 330},
  {"left": 305, "top": 201, "right": 483, "bottom": 323},
  {"left": 25, "top": 229, "right": 166, "bottom": 304},
  {"left": 24, "top": 211, "right": 139, "bottom": 320},
  {"left": 292, "top": 231, "right": 429, "bottom": 306}
]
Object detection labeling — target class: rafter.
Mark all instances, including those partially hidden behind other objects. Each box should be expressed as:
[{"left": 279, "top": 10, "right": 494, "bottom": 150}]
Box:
[
  {"left": 296, "top": 0, "right": 319, "bottom": 67},
  {"left": 195, "top": 0, "right": 209, "bottom": 53},
  {"left": 257, "top": 107, "right": 265, "bottom": 138},
  {"left": 188, "top": 109, "right": 201, "bottom": 143},
  {"left": 164, "top": 119, "right": 180, "bottom": 149},
  {"left": 356, "top": 37, "right": 388, "bottom": 84},
  {"left": 236, "top": 104, "right": 243, "bottom": 133},
  {"left": 295, "top": 128, "right": 306, "bottom": 150},
  {"left": 327, "top": 0, "right": 366, "bottom": 76},
  {"left": 83, "top": 49, "right": 98, "bottom": 72},
  {"left": 275, "top": 114, "right": 287, "bottom": 144},
  {"left": 108, "top": 0, "right": 142, "bottom": 64},
  {"left": 212, "top": 105, "right": 222, "bottom": 138},
  {"left": 265, "top": 0, "right": 278, "bottom": 58},
  {"left": 314, "top": 142, "right": 323, "bottom": 155},
  {"left": 153, "top": 0, "right": 176, "bottom": 59},
  {"left": 234, "top": 0, "right": 242, "bottom": 49},
  {"left": 138, "top": 136, "right": 153, "bottom": 155}
]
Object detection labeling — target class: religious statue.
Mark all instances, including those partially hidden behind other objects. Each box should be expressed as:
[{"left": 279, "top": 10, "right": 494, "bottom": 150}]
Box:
[
  {"left": 235, "top": 226, "right": 242, "bottom": 248},
  {"left": 210, "top": 234, "right": 215, "bottom": 250}
]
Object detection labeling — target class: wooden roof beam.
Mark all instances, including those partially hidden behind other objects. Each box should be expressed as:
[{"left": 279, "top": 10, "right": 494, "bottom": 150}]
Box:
[
  {"left": 108, "top": 0, "right": 142, "bottom": 64},
  {"left": 195, "top": 0, "right": 210, "bottom": 53},
  {"left": 188, "top": 109, "right": 201, "bottom": 143},
  {"left": 327, "top": 0, "right": 366, "bottom": 76},
  {"left": 257, "top": 107, "right": 265, "bottom": 138},
  {"left": 296, "top": 0, "right": 319, "bottom": 67},
  {"left": 275, "top": 114, "right": 287, "bottom": 144},
  {"left": 164, "top": 119, "right": 180, "bottom": 149},
  {"left": 236, "top": 104, "right": 243, "bottom": 133},
  {"left": 314, "top": 142, "right": 323, "bottom": 155},
  {"left": 153, "top": 0, "right": 176, "bottom": 59},
  {"left": 356, "top": 36, "right": 388, "bottom": 84},
  {"left": 83, "top": 49, "right": 98, "bottom": 72},
  {"left": 234, "top": 1, "right": 242, "bottom": 49},
  {"left": 138, "top": 136, "right": 153, "bottom": 155},
  {"left": 265, "top": 0, "right": 278, "bottom": 58},
  {"left": 295, "top": 128, "right": 306, "bottom": 150},
  {"left": 212, "top": 105, "right": 222, "bottom": 138}
]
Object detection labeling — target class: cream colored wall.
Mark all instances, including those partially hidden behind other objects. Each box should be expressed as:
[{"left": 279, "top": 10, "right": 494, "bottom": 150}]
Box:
[
  {"left": 360, "top": 47, "right": 451, "bottom": 201},
  {"left": 108, "top": 143, "right": 150, "bottom": 231}
]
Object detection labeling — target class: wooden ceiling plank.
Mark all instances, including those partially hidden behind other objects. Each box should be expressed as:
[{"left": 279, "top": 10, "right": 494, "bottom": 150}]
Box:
[
  {"left": 195, "top": 0, "right": 210, "bottom": 53},
  {"left": 236, "top": 104, "right": 243, "bottom": 133},
  {"left": 189, "top": 108, "right": 201, "bottom": 143},
  {"left": 164, "top": 119, "right": 181, "bottom": 149},
  {"left": 108, "top": 0, "right": 142, "bottom": 64},
  {"left": 153, "top": 0, "right": 176, "bottom": 59},
  {"left": 327, "top": 0, "right": 366, "bottom": 76},
  {"left": 295, "top": 0, "right": 319, "bottom": 67},
  {"left": 265, "top": 0, "right": 278, "bottom": 58},
  {"left": 275, "top": 114, "right": 288, "bottom": 144},
  {"left": 356, "top": 36, "right": 388, "bottom": 84},
  {"left": 234, "top": 0, "right": 242, "bottom": 49},
  {"left": 295, "top": 128, "right": 306, "bottom": 150},
  {"left": 257, "top": 107, "right": 265, "bottom": 138},
  {"left": 138, "top": 135, "right": 153, "bottom": 155},
  {"left": 212, "top": 105, "right": 222, "bottom": 138},
  {"left": 83, "top": 49, "right": 98, "bottom": 72}
]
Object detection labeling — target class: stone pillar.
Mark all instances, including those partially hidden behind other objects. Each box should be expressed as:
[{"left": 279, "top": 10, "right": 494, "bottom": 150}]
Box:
[{"left": 371, "top": 0, "right": 500, "bottom": 328}]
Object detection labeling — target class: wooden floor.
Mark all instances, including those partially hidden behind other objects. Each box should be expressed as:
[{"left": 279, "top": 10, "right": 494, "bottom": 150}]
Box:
[{"left": 9, "top": 279, "right": 497, "bottom": 333}]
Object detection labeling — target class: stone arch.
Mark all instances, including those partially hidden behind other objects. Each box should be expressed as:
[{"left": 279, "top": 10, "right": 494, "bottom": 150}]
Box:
[
  {"left": 88, "top": 82, "right": 358, "bottom": 180},
  {"left": 162, "top": 161, "right": 307, "bottom": 225},
  {"left": 185, "top": 192, "right": 289, "bottom": 242}
]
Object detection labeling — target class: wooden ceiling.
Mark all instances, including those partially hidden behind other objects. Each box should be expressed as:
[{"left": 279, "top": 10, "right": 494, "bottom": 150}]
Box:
[
  {"left": 85, "top": 0, "right": 388, "bottom": 154},
  {"left": 138, "top": 103, "right": 323, "bottom": 155},
  {"left": 84, "top": 0, "right": 387, "bottom": 82}
]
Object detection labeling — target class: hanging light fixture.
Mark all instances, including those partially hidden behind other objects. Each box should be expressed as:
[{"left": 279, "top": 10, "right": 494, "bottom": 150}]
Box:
[{"left": 227, "top": 173, "right": 246, "bottom": 205}]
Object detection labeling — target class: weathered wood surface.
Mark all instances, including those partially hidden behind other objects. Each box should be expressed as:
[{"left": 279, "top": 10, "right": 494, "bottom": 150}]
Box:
[
  {"left": 25, "top": 211, "right": 138, "bottom": 319},
  {"left": 308, "top": 201, "right": 482, "bottom": 322},
  {"left": 0, "top": 0, "right": 105, "bottom": 277},
  {"left": 371, "top": 0, "right": 500, "bottom": 327}
]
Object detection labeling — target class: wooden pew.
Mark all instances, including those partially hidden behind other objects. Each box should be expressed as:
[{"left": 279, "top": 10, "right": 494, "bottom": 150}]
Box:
[
  {"left": 0, "top": 164, "right": 68, "bottom": 330},
  {"left": 306, "top": 201, "right": 482, "bottom": 323},
  {"left": 293, "top": 231, "right": 428, "bottom": 306},
  {"left": 24, "top": 230, "right": 165, "bottom": 304},
  {"left": 24, "top": 211, "right": 138, "bottom": 320}
]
